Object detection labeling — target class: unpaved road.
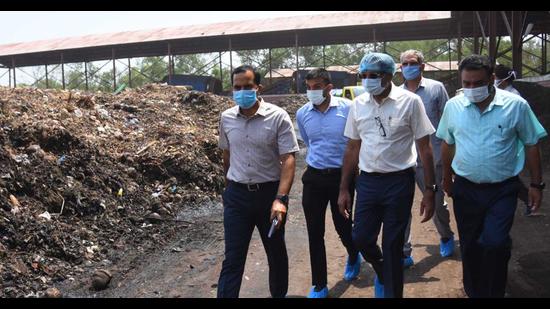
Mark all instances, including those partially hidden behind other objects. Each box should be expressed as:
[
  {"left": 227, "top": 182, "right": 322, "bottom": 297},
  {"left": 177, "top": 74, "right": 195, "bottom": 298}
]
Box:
[{"left": 61, "top": 145, "right": 550, "bottom": 298}]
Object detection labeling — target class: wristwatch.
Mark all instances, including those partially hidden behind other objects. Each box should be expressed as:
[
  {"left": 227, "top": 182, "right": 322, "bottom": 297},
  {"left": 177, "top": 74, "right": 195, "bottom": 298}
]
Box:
[
  {"left": 425, "top": 184, "right": 438, "bottom": 193},
  {"left": 530, "top": 182, "right": 546, "bottom": 190},
  {"left": 276, "top": 194, "right": 289, "bottom": 207}
]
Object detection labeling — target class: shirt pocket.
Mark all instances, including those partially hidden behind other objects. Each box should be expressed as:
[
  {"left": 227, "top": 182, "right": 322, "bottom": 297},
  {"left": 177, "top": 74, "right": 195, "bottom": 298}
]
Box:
[
  {"left": 492, "top": 123, "right": 515, "bottom": 144},
  {"left": 387, "top": 116, "right": 409, "bottom": 139},
  {"left": 356, "top": 116, "right": 377, "bottom": 138},
  {"left": 327, "top": 114, "right": 348, "bottom": 139}
]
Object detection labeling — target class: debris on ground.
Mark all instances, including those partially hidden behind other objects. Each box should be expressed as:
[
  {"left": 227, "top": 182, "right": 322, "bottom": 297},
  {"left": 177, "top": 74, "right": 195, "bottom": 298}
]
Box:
[{"left": 0, "top": 84, "right": 248, "bottom": 297}]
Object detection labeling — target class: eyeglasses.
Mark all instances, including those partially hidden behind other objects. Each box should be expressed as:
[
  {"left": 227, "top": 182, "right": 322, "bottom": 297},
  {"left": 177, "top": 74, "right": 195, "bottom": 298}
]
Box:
[
  {"left": 358, "top": 72, "right": 383, "bottom": 79},
  {"left": 374, "top": 116, "right": 386, "bottom": 137}
]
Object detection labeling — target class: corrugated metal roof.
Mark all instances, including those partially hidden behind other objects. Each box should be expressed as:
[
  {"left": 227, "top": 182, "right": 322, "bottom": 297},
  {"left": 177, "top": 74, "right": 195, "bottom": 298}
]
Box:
[
  {"left": 264, "top": 61, "right": 458, "bottom": 78},
  {"left": 0, "top": 11, "right": 451, "bottom": 57}
]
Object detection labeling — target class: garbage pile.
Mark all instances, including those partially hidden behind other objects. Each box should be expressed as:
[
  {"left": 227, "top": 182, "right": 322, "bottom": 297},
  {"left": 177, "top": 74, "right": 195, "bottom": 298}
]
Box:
[
  {"left": 266, "top": 94, "right": 308, "bottom": 118},
  {"left": 0, "top": 84, "right": 237, "bottom": 297}
]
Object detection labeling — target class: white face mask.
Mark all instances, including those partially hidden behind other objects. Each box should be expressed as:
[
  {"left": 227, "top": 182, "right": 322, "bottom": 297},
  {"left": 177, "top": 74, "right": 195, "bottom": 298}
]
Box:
[
  {"left": 463, "top": 85, "right": 491, "bottom": 103},
  {"left": 306, "top": 89, "right": 326, "bottom": 105}
]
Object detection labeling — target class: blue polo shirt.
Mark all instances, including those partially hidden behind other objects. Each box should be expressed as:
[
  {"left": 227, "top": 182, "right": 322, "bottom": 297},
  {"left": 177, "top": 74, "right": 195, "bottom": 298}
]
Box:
[
  {"left": 296, "top": 96, "right": 352, "bottom": 169},
  {"left": 436, "top": 88, "right": 547, "bottom": 184}
]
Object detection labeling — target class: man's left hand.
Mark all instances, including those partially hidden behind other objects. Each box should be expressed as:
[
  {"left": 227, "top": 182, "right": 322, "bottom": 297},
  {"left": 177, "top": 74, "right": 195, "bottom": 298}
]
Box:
[
  {"left": 420, "top": 191, "right": 435, "bottom": 223},
  {"left": 528, "top": 187, "right": 543, "bottom": 213},
  {"left": 270, "top": 199, "right": 287, "bottom": 229}
]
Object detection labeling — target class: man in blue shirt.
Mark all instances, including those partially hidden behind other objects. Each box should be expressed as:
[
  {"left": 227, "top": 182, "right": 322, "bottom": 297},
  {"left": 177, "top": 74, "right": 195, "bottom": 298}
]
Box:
[
  {"left": 437, "top": 55, "right": 547, "bottom": 297},
  {"left": 399, "top": 49, "right": 456, "bottom": 268},
  {"left": 296, "top": 68, "right": 360, "bottom": 298}
]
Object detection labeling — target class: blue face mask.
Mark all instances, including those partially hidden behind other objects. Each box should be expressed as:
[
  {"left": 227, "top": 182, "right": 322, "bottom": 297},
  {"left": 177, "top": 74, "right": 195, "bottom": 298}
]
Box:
[
  {"left": 362, "top": 78, "right": 386, "bottom": 95},
  {"left": 402, "top": 65, "right": 421, "bottom": 80},
  {"left": 233, "top": 90, "right": 257, "bottom": 109}
]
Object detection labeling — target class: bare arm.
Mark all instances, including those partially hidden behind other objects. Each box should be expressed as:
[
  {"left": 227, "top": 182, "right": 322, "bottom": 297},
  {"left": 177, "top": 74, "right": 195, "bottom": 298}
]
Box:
[
  {"left": 277, "top": 153, "right": 296, "bottom": 196},
  {"left": 338, "top": 139, "right": 361, "bottom": 219},
  {"left": 416, "top": 135, "right": 435, "bottom": 188},
  {"left": 271, "top": 152, "right": 296, "bottom": 228},
  {"left": 222, "top": 149, "right": 230, "bottom": 187},
  {"left": 441, "top": 141, "right": 455, "bottom": 197},
  {"left": 525, "top": 143, "right": 544, "bottom": 212},
  {"left": 416, "top": 135, "right": 436, "bottom": 223}
]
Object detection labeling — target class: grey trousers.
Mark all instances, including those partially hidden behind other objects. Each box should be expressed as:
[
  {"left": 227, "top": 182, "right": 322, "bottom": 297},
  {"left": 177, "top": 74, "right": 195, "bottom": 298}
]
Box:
[{"left": 403, "top": 165, "right": 454, "bottom": 257}]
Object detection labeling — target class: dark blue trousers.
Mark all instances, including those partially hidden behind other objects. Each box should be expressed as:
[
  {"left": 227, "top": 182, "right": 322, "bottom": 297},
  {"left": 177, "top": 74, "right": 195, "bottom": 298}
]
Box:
[
  {"left": 217, "top": 181, "right": 288, "bottom": 298},
  {"left": 352, "top": 170, "right": 415, "bottom": 298},
  {"left": 452, "top": 175, "right": 519, "bottom": 298}
]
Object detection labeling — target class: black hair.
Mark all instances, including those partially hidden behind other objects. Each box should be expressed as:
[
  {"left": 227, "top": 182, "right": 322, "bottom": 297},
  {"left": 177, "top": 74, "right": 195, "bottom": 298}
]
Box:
[
  {"left": 458, "top": 54, "right": 494, "bottom": 78},
  {"left": 305, "top": 68, "right": 332, "bottom": 84},
  {"left": 494, "top": 64, "right": 515, "bottom": 81},
  {"left": 231, "top": 65, "right": 261, "bottom": 85}
]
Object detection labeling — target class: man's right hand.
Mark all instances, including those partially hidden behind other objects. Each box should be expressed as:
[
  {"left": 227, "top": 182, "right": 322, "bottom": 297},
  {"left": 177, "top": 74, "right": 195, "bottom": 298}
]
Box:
[
  {"left": 442, "top": 176, "right": 453, "bottom": 198},
  {"left": 338, "top": 189, "right": 352, "bottom": 219}
]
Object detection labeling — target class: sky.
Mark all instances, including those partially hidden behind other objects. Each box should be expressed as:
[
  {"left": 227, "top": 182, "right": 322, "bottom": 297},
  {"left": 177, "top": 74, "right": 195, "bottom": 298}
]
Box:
[
  {"left": 0, "top": 11, "right": 345, "bottom": 85},
  {"left": 0, "top": 11, "right": 344, "bottom": 44}
]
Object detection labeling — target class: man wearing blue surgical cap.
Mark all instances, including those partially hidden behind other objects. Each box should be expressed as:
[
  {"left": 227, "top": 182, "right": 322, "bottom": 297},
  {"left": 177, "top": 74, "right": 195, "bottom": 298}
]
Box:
[{"left": 338, "top": 52, "right": 437, "bottom": 298}]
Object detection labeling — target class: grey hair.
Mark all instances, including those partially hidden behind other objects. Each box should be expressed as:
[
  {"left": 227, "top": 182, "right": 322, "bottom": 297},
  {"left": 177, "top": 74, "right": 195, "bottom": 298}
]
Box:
[{"left": 400, "top": 49, "right": 424, "bottom": 64}]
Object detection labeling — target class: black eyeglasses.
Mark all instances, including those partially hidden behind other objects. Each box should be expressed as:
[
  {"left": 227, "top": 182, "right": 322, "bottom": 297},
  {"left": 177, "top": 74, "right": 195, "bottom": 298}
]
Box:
[
  {"left": 358, "top": 72, "right": 384, "bottom": 79},
  {"left": 374, "top": 116, "right": 386, "bottom": 137}
]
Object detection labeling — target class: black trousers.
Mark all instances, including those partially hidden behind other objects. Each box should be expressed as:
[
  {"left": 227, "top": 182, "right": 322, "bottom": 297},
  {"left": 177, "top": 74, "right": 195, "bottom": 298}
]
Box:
[
  {"left": 452, "top": 175, "right": 519, "bottom": 298},
  {"left": 217, "top": 181, "right": 288, "bottom": 298},
  {"left": 302, "top": 167, "right": 358, "bottom": 288}
]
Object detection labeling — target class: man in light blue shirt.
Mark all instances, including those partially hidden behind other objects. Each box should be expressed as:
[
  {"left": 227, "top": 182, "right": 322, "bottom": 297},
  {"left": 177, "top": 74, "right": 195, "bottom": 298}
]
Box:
[
  {"left": 436, "top": 55, "right": 547, "bottom": 298},
  {"left": 296, "top": 68, "right": 360, "bottom": 298},
  {"left": 399, "top": 49, "right": 456, "bottom": 267}
]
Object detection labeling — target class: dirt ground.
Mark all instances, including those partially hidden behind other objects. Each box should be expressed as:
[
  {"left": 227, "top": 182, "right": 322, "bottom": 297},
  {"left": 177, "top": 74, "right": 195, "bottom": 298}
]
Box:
[
  {"left": 4, "top": 90, "right": 549, "bottom": 298},
  {"left": 60, "top": 140, "right": 550, "bottom": 298}
]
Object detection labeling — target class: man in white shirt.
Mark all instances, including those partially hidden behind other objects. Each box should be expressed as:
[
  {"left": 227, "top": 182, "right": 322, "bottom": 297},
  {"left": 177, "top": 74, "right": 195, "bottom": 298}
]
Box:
[{"left": 338, "top": 52, "right": 436, "bottom": 298}]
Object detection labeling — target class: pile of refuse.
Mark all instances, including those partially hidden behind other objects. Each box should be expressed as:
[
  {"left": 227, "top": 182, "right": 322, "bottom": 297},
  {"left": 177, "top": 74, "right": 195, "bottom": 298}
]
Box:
[{"left": 0, "top": 84, "right": 237, "bottom": 297}]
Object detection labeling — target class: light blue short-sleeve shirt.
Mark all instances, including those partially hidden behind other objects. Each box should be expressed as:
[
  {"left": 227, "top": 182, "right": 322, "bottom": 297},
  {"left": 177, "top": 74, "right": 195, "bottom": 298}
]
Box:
[{"left": 436, "top": 88, "right": 547, "bottom": 184}]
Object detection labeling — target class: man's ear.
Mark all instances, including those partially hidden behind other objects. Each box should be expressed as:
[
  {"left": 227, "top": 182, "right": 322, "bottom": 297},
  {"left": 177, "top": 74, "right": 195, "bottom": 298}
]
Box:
[
  {"left": 257, "top": 84, "right": 264, "bottom": 93},
  {"left": 420, "top": 63, "right": 426, "bottom": 72}
]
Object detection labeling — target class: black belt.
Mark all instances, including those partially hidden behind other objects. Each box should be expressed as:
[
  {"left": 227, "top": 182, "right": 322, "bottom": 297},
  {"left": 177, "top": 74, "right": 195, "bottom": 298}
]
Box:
[
  {"left": 228, "top": 180, "right": 279, "bottom": 192},
  {"left": 307, "top": 165, "right": 341, "bottom": 175},
  {"left": 361, "top": 167, "right": 414, "bottom": 177},
  {"left": 455, "top": 175, "right": 519, "bottom": 188}
]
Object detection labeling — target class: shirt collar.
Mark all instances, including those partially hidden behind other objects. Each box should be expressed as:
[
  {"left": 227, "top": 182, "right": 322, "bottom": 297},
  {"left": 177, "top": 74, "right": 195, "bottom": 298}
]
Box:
[
  {"left": 401, "top": 77, "right": 426, "bottom": 91},
  {"left": 306, "top": 95, "right": 339, "bottom": 112},
  {"left": 237, "top": 98, "right": 268, "bottom": 118},
  {"left": 371, "top": 82, "right": 398, "bottom": 104}
]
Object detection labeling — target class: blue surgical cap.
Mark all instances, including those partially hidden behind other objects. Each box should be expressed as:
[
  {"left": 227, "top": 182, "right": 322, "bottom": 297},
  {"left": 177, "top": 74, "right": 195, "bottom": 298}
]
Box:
[{"left": 359, "top": 52, "right": 396, "bottom": 75}]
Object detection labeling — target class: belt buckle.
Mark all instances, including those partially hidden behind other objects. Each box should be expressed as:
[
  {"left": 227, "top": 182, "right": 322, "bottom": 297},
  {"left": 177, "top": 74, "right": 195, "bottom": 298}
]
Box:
[{"left": 247, "top": 183, "right": 260, "bottom": 192}]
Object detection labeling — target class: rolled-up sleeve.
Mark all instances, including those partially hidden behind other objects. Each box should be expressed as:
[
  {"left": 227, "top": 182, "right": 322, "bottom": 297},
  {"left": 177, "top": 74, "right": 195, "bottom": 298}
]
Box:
[
  {"left": 278, "top": 113, "right": 300, "bottom": 155},
  {"left": 435, "top": 103, "right": 455, "bottom": 145},
  {"left": 344, "top": 102, "right": 360, "bottom": 140},
  {"left": 516, "top": 102, "right": 548, "bottom": 146},
  {"left": 218, "top": 117, "right": 229, "bottom": 150}
]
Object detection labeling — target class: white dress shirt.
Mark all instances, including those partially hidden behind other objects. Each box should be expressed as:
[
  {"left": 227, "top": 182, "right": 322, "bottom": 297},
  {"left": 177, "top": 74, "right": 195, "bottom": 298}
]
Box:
[{"left": 344, "top": 83, "right": 435, "bottom": 173}]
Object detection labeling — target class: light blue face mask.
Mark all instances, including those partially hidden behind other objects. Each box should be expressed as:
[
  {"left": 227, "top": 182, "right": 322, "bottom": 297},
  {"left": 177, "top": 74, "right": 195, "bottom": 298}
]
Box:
[
  {"left": 362, "top": 78, "right": 386, "bottom": 95},
  {"left": 402, "top": 65, "right": 421, "bottom": 80},
  {"left": 233, "top": 90, "right": 257, "bottom": 109}
]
